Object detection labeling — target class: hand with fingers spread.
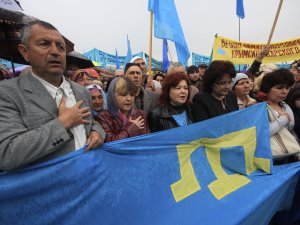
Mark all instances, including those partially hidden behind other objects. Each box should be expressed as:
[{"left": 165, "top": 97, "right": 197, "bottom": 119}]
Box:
[
  {"left": 58, "top": 97, "right": 91, "bottom": 129},
  {"left": 129, "top": 116, "right": 145, "bottom": 129}
]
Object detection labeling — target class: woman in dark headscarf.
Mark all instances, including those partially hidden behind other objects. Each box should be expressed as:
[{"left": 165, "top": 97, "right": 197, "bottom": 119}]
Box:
[{"left": 96, "top": 77, "right": 149, "bottom": 142}]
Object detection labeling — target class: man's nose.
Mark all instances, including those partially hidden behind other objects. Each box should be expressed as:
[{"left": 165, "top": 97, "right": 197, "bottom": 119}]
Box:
[{"left": 49, "top": 43, "right": 60, "bottom": 55}]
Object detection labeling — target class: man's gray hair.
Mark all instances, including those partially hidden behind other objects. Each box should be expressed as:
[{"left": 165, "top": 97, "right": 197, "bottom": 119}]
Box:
[
  {"left": 20, "top": 20, "right": 59, "bottom": 47},
  {"left": 167, "top": 62, "right": 186, "bottom": 75}
]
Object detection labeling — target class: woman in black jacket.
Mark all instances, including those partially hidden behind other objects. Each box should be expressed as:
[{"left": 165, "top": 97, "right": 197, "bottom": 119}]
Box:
[
  {"left": 148, "top": 72, "right": 193, "bottom": 133},
  {"left": 192, "top": 60, "right": 239, "bottom": 122},
  {"left": 286, "top": 87, "right": 300, "bottom": 142}
]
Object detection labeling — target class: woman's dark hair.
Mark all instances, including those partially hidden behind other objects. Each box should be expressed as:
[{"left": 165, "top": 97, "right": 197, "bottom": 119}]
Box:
[
  {"left": 203, "top": 60, "right": 236, "bottom": 93},
  {"left": 159, "top": 72, "right": 190, "bottom": 105},
  {"left": 153, "top": 72, "right": 165, "bottom": 81},
  {"left": 124, "top": 63, "right": 141, "bottom": 74},
  {"left": 260, "top": 68, "right": 295, "bottom": 93},
  {"left": 286, "top": 88, "right": 300, "bottom": 110}
]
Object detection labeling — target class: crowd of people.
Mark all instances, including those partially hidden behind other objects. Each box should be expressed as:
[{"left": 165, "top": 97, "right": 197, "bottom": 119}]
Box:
[{"left": 0, "top": 20, "right": 300, "bottom": 172}]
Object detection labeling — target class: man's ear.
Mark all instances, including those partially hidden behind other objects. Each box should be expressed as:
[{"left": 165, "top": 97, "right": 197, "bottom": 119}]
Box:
[{"left": 18, "top": 44, "right": 30, "bottom": 63}]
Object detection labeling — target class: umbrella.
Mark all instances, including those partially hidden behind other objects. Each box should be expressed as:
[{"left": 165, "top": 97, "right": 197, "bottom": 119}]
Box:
[
  {"left": 0, "top": 7, "right": 74, "bottom": 75},
  {"left": 66, "top": 51, "right": 94, "bottom": 69}
]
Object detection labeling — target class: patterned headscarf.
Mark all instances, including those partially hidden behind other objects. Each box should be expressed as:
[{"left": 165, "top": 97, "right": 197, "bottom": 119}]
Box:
[{"left": 86, "top": 84, "right": 107, "bottom": 111}]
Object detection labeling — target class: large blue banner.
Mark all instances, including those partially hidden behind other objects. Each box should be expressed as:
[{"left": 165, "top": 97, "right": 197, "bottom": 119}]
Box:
[
  {"left": 83, "top": 48, "right": 143, "bottom": 68},
  {"left": 1, "top": 103, "right": 300, "bottom": 225}
]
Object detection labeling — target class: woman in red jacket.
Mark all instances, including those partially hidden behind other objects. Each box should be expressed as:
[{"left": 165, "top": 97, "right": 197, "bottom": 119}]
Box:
[{"left": 96, "top": 77, "right": 149, "bottom": 142}]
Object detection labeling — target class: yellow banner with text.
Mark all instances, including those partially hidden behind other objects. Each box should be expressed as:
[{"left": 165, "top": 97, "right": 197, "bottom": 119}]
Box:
[{"left": 212, "top": 36, "right": 300, "bottom": 64}]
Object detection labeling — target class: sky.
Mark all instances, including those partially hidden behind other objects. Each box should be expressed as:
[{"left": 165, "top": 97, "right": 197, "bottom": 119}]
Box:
[{"left": 19, "top": 0, "right": 299, "bottom": 63}]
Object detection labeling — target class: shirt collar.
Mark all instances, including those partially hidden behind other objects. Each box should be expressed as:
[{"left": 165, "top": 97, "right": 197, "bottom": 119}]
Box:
[{"left": 31, "top": 72, "right": 72, "bottom": 98}]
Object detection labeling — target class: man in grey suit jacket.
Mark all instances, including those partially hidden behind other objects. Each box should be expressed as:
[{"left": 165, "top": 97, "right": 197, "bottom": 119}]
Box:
[
  {"left": 124, "top": 63, "right": 159, "bottom": 114},
  {"left": 0, "top": 20, "right": 105, "bottom": 171}
]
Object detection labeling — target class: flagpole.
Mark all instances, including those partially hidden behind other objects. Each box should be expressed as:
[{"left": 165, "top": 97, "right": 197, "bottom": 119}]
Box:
[
  {"left": 238, "top": 18, "right": 241, "bottom": 42},
  {"left": 267, "top": 0, "right": 284, "bottom": 45},
  {"left": 238, "top": 18, "right": 241, "bottom": 72},
  {"left": 148, "top": 11, "right": 153, "bottom": 79}
]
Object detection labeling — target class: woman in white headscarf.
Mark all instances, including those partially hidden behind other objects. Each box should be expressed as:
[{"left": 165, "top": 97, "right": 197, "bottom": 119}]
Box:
[{"left": 86, "top": 84, "right": 107, "bottom": 119}]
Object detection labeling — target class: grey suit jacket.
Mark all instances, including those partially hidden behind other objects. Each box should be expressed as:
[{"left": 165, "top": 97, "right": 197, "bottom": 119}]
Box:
[
  {"left": 142, "top": 88, "right": 159, "bottom": 114},
  {"left": 0, "top": 73, "right": 105, "bottom": 171}
]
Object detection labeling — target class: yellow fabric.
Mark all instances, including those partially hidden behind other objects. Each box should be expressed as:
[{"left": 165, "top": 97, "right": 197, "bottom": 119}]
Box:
[
  {"left": 212, "top": 36, "right": 300, "bottom": 64},
  {"left": 170, "top": 127, "right": 271, "bottom": 202}
]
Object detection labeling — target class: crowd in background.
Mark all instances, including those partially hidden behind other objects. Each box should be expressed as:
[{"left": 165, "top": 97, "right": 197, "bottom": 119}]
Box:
[{"left": 1, "top": 30, "right": 300, "bottom": 165}]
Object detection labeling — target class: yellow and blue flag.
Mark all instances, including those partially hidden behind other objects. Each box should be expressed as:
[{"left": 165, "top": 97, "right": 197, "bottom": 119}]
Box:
[{"left": 0, "top": 103, "right": 300, "bottom": 225}]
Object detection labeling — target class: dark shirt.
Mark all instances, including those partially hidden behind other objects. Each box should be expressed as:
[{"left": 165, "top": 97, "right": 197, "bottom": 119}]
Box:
[
  {"left": 135, "top": 89, "right": 144, "bottom": 111},
  {"left": 192, "top": 91, "right": 239, "bottom": 122}
]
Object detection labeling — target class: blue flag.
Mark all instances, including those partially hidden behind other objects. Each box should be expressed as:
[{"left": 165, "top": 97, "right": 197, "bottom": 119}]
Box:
[
  {"left": 236, "top": 0, "right": 245, "bottom": 19},
  {"left": 115, "top": 49, "right": 120, "bottom": 69},
  {"left": 148, "top": 0, "right": 190, "bottom": 65},
  {"left": 162, "top": 39, "right": 170, "bottom": 72},
  {"left": 1, "top": 103, "right": 300, "bottom": 225},
  {"left": 125, "top": 35, "right": 133, "bottom": 65}
]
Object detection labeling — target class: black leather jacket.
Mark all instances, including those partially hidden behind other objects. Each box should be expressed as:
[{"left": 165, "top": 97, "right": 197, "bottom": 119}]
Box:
[{"left": 148, "top": 104, "right": 194, "bottom": 133}]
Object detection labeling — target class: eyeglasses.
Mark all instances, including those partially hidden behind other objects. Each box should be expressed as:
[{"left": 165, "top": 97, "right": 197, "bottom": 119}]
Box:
[{"left": 215, "top": 80, "right": 231, "bottom": 86}]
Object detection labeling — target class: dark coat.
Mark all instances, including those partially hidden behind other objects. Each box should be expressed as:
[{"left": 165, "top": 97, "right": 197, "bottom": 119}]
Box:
[
  {"left": 286, "top": 87, "right": 300, "bottom": 141},
  {"left": 192, "top": 91, "right": 239, "bottom": 122},
  {"left": 148, "top": 104, "right": 194, "bottom": 133},
  {"left": 96, "top": 109, "right": 149, "bottom": 143}
]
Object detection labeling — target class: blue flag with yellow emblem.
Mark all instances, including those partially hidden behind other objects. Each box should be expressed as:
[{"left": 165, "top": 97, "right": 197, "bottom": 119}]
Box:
[{"left": 1, "top": 103, "right": 300, "bottom": 225}]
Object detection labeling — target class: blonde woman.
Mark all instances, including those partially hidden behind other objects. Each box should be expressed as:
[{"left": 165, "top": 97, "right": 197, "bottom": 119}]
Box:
[{"left": 96, "top": 77, "right": 149, "bottom": 142}]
